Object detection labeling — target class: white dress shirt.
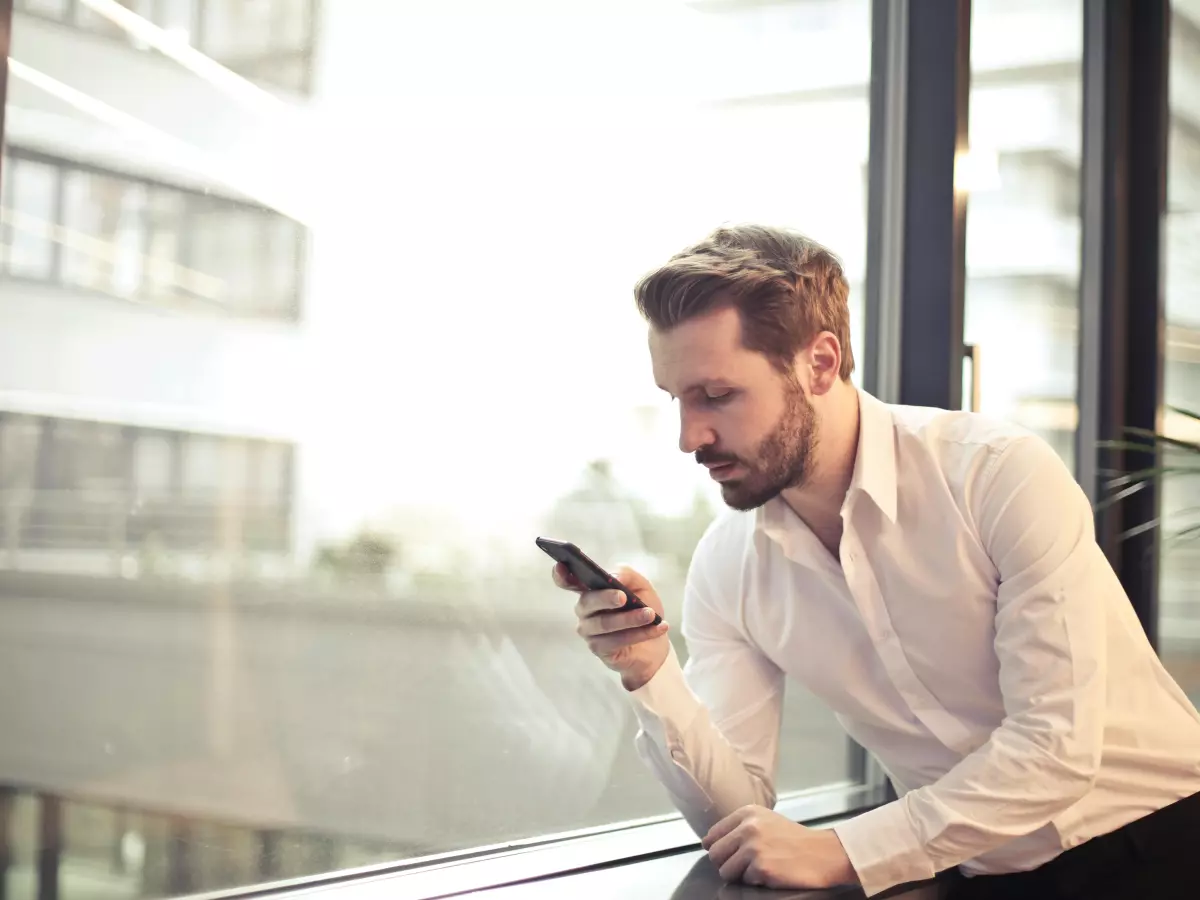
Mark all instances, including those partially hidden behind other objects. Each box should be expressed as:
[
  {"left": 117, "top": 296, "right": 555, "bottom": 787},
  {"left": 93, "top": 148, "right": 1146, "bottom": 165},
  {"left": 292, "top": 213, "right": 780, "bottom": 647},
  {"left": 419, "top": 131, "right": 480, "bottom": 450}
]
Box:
[{"left": 630, "top": 389, "right": 1200, "bottom": 897}]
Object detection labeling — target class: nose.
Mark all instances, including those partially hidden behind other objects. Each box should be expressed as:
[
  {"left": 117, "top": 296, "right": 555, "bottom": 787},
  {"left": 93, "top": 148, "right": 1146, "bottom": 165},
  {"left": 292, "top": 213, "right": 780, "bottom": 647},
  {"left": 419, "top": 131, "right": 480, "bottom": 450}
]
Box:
[{"left": 678, "top": 408, "right": 716, "bottom": 455}]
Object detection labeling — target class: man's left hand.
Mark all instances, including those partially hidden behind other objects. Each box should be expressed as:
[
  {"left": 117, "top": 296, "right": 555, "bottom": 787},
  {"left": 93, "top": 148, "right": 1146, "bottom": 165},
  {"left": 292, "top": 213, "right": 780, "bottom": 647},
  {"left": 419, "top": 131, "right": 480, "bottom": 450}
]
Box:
[{"left": 702, "top": 805, "right": 859, "bottom": 889}]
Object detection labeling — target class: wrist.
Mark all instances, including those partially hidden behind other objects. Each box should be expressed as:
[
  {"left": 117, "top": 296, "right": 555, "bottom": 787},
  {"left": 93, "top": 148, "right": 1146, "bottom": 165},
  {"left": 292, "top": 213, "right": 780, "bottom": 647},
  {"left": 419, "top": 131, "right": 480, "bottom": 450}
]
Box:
[
  {"left": 621, "top": 660, "right": 662, "bottom": 692},
  {"left": 824, "top": 829, "right": 859, "bottom": 885},
  {"left": 620, "top": 645, "right": 669, "bottom": 692}
]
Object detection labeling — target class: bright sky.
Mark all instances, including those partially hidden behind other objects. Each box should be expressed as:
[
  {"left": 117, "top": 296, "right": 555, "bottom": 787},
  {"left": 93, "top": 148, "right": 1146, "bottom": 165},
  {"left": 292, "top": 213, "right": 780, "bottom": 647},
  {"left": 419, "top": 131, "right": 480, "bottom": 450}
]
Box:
[{"left": 285, "top": 0, "right": 874, "bottom": 546}]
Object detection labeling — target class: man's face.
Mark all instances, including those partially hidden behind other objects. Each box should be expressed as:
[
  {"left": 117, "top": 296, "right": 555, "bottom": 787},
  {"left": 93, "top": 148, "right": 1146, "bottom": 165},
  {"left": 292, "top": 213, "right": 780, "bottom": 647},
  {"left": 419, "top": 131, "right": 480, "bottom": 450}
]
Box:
[{"left": 649, "top": 307, "right": 818, "bottom": 511}]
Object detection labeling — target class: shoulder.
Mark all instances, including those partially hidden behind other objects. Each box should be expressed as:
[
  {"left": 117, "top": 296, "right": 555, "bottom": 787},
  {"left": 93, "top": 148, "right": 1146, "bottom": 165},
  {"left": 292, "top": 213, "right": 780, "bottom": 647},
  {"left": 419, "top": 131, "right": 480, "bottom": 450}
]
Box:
[
  {"left": 882, "top": 401, "right": 1089, "bottom": 546},
  {"left": 886, "top": 402, "right": 1051, "bottom": 484}
]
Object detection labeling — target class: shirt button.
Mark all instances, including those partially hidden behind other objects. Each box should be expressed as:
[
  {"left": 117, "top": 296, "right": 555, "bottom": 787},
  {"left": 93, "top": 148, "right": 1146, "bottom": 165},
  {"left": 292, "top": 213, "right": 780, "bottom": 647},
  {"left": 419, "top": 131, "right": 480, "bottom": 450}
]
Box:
[{"left": 671, "top": 748, "right": 687, "bottom": 764}]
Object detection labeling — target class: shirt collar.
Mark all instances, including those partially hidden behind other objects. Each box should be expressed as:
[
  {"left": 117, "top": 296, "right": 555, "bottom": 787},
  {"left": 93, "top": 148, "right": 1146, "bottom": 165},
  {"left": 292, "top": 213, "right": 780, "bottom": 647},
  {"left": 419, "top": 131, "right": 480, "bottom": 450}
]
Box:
[
  {"left": 755, "top": 387, "right": 898, "bottom": 534},
  {"left": 849, "top": 388, "right": 898, "bottom": 523}
]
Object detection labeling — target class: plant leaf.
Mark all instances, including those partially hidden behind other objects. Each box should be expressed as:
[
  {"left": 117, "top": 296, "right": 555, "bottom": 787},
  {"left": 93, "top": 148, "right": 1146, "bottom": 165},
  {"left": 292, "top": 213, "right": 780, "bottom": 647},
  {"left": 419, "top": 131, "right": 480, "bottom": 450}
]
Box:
[
  {"left": 1105, "top": 465, "right": 1200, "bottom": 490},
  {"left": 1118, "top": 518, "right": 1162, "bottom": 541},
  {"left": 1167, "top": 405, "right": 1200, "bottom": 422},
  {"left": 1098, "top": 440, "right": 1164, "bottom": 456},
  {"left": 1095, "top": 480, "right": 1150, "bottom": 512},
  {"left": 1121, "top": 426, "right": 1200, "bottom": 453}
]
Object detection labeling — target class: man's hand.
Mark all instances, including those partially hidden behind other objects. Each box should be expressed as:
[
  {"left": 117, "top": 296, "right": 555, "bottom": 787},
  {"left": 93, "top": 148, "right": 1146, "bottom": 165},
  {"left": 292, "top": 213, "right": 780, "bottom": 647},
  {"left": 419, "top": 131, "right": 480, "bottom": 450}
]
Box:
[
  {"left": 702, "top": 805, "right": 859, "bottom": 889},
  {"left": 552, "top": 562, "right": 670, "bottom": 691}
]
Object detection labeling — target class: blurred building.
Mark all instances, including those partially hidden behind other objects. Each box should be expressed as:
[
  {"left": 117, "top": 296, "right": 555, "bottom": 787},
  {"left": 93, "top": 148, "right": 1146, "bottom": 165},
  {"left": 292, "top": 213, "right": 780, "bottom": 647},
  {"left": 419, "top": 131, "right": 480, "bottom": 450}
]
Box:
[{"left": 0, "top": 0, "right": 313, "bottom": 580}]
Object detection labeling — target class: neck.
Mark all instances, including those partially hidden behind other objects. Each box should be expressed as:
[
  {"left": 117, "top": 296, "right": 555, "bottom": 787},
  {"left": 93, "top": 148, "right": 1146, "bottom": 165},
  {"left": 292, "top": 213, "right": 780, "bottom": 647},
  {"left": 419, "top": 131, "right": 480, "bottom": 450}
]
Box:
[{"left": 780, "top": 382, "right": 861, "bottom": 534}]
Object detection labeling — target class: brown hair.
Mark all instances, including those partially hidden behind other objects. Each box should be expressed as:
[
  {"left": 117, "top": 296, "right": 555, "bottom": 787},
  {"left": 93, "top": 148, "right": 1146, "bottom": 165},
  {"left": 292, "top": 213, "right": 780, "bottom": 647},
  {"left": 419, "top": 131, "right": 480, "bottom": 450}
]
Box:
[{"left": 633, "top": 224, "right": 855, "bottom": 380}]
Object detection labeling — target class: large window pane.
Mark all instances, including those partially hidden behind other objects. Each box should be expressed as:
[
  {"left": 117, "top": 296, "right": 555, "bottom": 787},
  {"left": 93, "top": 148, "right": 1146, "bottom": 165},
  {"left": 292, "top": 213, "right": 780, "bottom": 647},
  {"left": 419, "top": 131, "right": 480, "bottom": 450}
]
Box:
[
  {"left": 7, "top": 156, "right": 58, "bottom": 281},
  {"left": 1160, "top": 0, "right": 1200, "bottom": 707},
  {"left": 62, "top": 169, "right": 147, "bottom": 298},
  {"left": 0, "top": 1, "right": 873, "bottom": 896},
  {"left": 964, "top": 0, "right": 1083, "bottom": 467},
  {"left": 0, "top": 151, "right": 301, "bottom": 320}
]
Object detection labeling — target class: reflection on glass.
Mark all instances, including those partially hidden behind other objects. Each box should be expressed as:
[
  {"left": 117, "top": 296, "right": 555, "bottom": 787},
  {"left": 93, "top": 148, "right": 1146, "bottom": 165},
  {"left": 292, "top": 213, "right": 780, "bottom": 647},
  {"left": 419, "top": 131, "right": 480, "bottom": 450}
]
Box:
[
  {"left": 964, "top": 0, "right": 1083, "bottom": 468},
  {"left": 0, "top": 1, "right": 872, "bottom": 897},
  {"left": 1160, "top": 0, "right": 1200, "bottom": 708}
]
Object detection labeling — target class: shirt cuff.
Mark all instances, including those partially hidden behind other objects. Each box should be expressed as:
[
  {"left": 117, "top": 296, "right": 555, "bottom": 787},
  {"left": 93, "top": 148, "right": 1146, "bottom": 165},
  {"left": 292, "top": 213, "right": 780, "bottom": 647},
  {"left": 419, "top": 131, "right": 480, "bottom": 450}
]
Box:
[
  {"left": 629, "top": 644, "right": 705, "bottom": 738},
  {"left": 833, "top": 799, "right": 936, "bottom": 897}
]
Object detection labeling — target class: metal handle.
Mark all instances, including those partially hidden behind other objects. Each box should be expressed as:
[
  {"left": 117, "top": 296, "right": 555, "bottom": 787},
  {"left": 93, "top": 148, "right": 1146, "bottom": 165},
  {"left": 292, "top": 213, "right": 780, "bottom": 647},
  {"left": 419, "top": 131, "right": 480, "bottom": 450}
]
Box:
[{"left": 962, "top": 344, "right": 981, "bottom": 412}]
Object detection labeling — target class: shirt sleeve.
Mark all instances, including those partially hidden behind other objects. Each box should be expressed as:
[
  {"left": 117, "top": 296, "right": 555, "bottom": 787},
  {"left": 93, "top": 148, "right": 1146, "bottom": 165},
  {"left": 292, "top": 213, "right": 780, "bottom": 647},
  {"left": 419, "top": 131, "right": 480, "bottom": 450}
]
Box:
[
  {"left": 835, "top": 435, "right": 1110, "bottom": 896},
  {"left": 629, "top": 532, "right": 786, "bottom": 838}
]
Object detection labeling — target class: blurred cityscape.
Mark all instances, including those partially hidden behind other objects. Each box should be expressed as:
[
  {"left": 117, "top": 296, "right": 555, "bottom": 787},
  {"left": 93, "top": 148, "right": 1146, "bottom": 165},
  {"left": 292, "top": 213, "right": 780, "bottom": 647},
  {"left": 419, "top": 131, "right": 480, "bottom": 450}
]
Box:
[{"left": 1, "top": 0, "right": 1199, "bottom": 898}]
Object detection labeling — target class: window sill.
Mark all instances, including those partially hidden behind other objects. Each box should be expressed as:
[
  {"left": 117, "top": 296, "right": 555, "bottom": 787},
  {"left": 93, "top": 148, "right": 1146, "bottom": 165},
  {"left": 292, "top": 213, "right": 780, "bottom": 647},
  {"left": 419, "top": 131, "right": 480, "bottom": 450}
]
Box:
[{"left": 184, "top": 780, "right": 888, "bottom": 900}]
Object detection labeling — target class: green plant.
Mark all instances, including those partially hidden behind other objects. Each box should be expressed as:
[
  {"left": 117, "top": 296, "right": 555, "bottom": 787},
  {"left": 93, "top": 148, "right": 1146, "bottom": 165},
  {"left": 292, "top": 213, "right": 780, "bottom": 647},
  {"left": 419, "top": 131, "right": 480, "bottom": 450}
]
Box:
[{"left": 1098, "top": 406, "right": 1200, "bottom": 549}]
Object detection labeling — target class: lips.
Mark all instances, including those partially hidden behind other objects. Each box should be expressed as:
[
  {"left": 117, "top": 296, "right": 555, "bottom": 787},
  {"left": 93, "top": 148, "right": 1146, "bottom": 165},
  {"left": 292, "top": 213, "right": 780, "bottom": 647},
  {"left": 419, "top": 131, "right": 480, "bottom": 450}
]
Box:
[{"left": 706, "top": 461, "right": 741, "bottom": 481}]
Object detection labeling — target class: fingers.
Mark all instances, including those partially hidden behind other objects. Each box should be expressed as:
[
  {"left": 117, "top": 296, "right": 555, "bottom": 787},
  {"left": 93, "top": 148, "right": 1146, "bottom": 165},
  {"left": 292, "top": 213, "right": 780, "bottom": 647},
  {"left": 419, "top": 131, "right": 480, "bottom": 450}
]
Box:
[
  {"left": 706, "top": 824, "right": 744, "bottom": 869},
  {"left": 717, "top": 842, "right": 755, "bottom": 883},
  {"left": 574, "top": 587, "right": 632, "bottom": 618},
  {"left": 576, "top": 606, "right": 658, "bottom": 637},
  {"left": 551, "top": 562, "right": 583, "bottom": 591},
  {"left": 703, "top": 807, "right": 753, "bottom": 851},
  {"left": 740, "top": 862, "right": 767, "bottom": 887},
  {"left": 583, "top": 622, "right": 668, "bottom": 658},
  {"left": 610, "top": 564, "right": 650, "bottom": 592}
]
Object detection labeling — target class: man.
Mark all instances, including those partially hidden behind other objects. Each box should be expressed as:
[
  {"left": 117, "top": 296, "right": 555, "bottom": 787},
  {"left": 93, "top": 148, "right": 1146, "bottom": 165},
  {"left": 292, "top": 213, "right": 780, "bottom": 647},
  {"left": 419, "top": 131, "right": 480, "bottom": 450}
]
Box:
[{"left": 551, "top": 224, "right": 1200, "bottom": 899}]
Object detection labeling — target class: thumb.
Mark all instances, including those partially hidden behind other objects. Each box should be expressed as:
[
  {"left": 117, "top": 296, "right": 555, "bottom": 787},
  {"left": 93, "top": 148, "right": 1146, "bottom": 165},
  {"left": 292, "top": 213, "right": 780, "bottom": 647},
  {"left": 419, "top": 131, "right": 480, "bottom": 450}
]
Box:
[
  {"left": 614, "top": 567, "right": 665, "bottom": 618},
  {"left": 611, "top": 563, "right": 652, "bottom": 594}
]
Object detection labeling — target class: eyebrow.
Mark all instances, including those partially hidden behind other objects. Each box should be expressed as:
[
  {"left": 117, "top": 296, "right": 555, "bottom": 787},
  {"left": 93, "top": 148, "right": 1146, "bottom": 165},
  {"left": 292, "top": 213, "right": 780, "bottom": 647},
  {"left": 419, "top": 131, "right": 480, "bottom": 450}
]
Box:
[{"left": 657, "top": 380, "right": 732, "bottom": 399}]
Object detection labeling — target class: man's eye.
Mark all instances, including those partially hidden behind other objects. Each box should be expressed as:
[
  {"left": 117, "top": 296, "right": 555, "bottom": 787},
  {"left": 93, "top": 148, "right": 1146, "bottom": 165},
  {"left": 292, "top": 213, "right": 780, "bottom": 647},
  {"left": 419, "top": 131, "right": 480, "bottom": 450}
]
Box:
[{"left": 704, "top": 393, "right": 734, "bottom": 405}]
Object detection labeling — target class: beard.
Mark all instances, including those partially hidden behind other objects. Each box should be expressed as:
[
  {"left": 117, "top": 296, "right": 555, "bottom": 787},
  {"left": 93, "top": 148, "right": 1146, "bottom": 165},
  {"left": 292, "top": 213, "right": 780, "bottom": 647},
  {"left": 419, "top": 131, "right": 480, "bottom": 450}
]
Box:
[{"left": 697, "top": 377, "right": 819, "bottom": 512}]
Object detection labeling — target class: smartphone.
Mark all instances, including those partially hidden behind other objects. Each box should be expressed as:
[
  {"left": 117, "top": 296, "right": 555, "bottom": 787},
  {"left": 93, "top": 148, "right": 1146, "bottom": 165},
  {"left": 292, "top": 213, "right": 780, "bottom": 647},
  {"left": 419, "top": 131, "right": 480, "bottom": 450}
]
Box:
[{"left": 535, "top": 537, "right": 663, "bottom": 626}]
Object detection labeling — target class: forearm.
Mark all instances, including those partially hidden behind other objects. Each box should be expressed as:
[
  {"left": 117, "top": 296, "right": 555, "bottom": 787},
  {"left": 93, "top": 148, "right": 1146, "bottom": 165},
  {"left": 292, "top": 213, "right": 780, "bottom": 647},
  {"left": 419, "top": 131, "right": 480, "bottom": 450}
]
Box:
[{"left": 630, "top": 646, "right": 777, "bottom": 836}]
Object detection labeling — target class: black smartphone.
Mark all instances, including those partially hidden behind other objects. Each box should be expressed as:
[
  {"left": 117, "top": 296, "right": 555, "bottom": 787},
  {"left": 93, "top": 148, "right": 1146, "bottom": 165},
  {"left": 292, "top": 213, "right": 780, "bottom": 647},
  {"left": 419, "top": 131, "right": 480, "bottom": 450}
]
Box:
[{"left": 535, "top": 537, "right": 663, "bottom": 626}]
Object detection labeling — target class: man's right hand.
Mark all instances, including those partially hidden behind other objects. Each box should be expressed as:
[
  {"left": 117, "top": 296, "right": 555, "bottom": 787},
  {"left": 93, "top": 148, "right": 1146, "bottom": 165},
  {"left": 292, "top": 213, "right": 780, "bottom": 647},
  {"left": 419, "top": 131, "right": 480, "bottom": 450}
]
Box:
[{"left": 552, "top": 563, "right": 670, "bottom": 692}]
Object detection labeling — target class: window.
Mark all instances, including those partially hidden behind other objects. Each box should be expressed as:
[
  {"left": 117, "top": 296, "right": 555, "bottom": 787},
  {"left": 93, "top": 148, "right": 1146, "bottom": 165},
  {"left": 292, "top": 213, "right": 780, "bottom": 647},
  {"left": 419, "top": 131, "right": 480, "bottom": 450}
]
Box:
[
  {"left": 6, "top": 155, "right": 59, "bottom": 281},
  {"left": 74, "top": 0, "right": 154, "bottom": 39},
  {"left": 964, "top": 0, "right": 1083, "bottom": 469},
  {"left": 0, "top": 150, "right": 305, "bottom": 321},
  {"left": 1160, "top": 0, "right": 1200, "bottom": 708},
  {"left": 185, "top": 200, "right": 298, "bottom": 316},
  {"left": 16, "top": 0, "right": 69, "bottom": 18},
  {"left": 0, "top": 414, "right": 293, "bottom": 562},
  {"left": 15, "top": 0, "right": 316, "bottom": 94},
  {"left": 0, "top": 0, "right": 874, "bottom": 897},
  {"left": 62, "top": 169, "right": 147, "bottom": 299}
]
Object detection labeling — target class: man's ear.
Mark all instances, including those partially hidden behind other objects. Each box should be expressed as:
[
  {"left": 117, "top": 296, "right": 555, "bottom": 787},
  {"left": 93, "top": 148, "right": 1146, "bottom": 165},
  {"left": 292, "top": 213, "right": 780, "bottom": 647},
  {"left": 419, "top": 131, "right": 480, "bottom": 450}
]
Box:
[{"left": 805, "top": 332, "right": 842, "bottom": 396}]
